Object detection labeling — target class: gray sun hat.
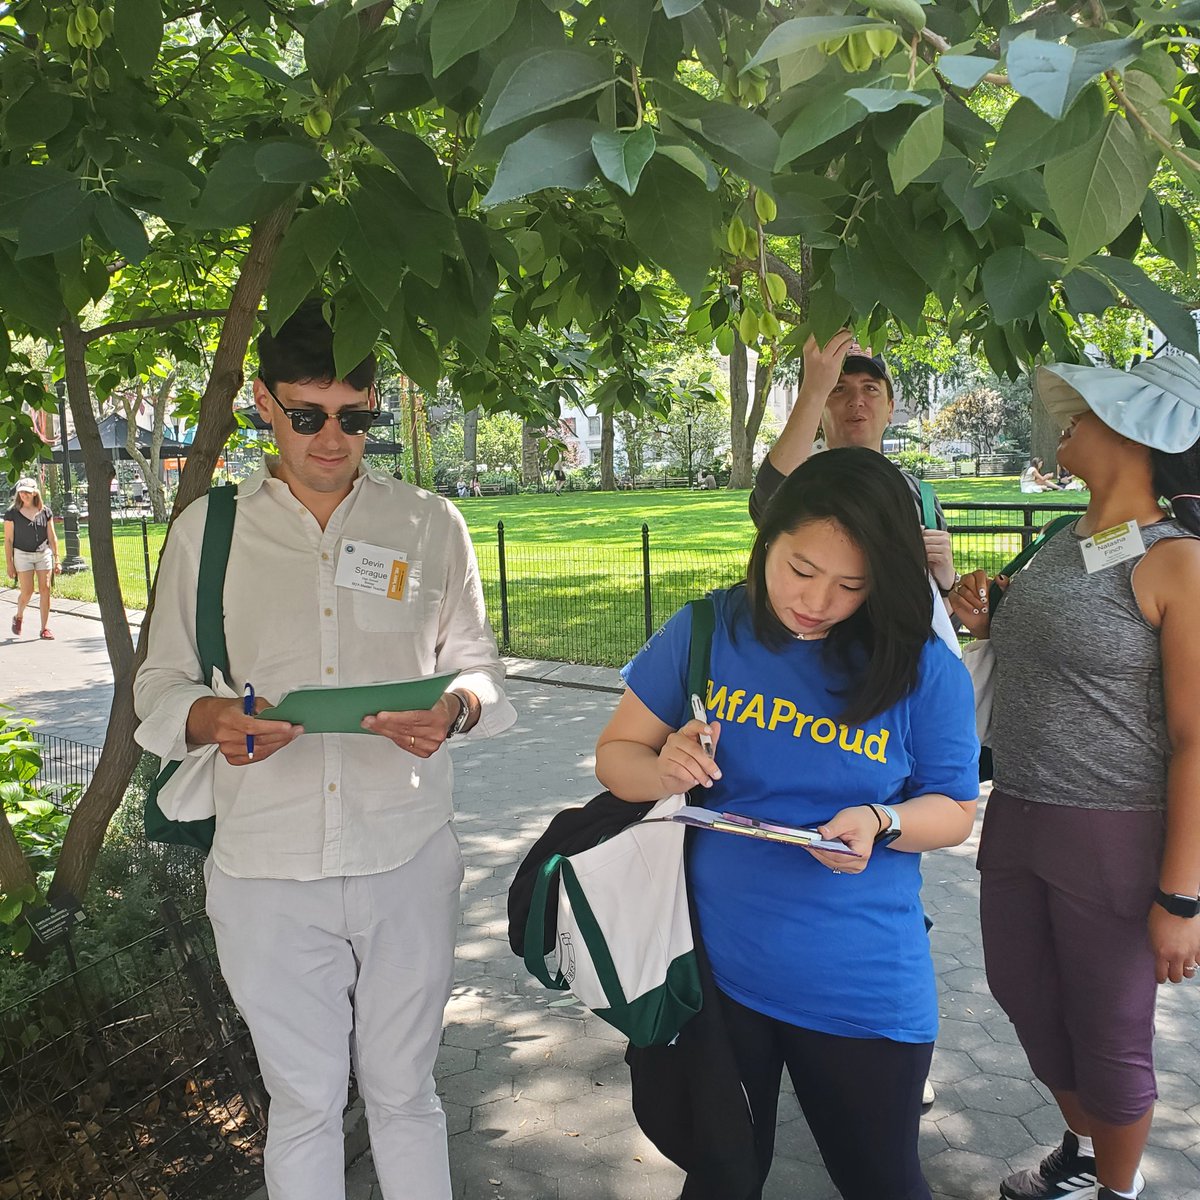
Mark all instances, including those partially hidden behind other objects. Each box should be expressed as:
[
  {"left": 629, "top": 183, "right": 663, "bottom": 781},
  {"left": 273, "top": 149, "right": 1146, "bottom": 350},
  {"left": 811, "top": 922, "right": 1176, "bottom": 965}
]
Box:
[{"left": 1035, "top": 355, "right": 1200, "bottom": 454}]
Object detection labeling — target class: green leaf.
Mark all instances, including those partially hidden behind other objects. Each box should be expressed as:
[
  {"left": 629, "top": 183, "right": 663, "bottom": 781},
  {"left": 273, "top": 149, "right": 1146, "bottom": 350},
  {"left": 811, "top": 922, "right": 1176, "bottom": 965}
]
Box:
[
  {"left": 747, "top": 16, "right": 894, "bottom": 68},
  {"left": 662, "top": 0, "right": 705, "bottom": 15},
  {"left": 979, "top": 91, "right": 1104, "bottom": 183},
  {"left": 777, "top": 47, "right": 828, "bottom": 91},
  {"left": 115, "top": 0, "right": 164, "bottom": 78},
  {"left": 17, "top": 184, "right": 93, "bottom": 259},
  {"left": 430, "top": 0, "right": 518, "bottom": 77},
  {"left": 615, "top": 155, "right": 720, "bottom": 297},
  {"left": 481, "top": 50, "right": 613, "bottom": 137},
  {"left": 1044, "top": 112, "right": 1159, "bottom": 266},
  {"left": 394, "top": 314, "right": 442, "bottom": 392},
  {"left": 888, "top": 104, "right": 944, "bottom": 193},
  {"left": 331, "top": 290, "right": 382, "bottom": 380},
  {"left": 94, "top": 196, "right": 150, "bottom": 264},
  {"left": 981, "top": 245, "right": 1052, "bottom": 323},
  {"left": 266, "top": 232, "right": 319, "bottom": 333},
  {"left": 230, "top": 53, "right": 306, "bottom": 93},
  {"left": 777, "top": 89, "right": 867, "bottom": 167},
  {"left": 282, "top": 201, "right": 350, "bottom": 276},
  {"left": 190, "top": 140, "right": 297, "bottom": 230},
  {"left": 254, "top": 141, "right": 330, "bottom": 185},
  {"left": 845, "top": 86, "right": 932, "bottom": 114},
  {"left": 362, "top": 127, "right": 451, "bottom": 215},
  {"left": 654, "top": 141, "right": 720, "bottom": 190},
  {"left": 1159, "top": 203, "right": 1196, "bottom": 276},
  {"left": 654, "top": 81, "right": 779, "bottom": 187},
  {"left": 481, "top": 120, "right": 601, "bottom": 206},
  {"left": 305, "top": 1, "right": 361, "bottom": 91},
  {"left": 831, "top": 222, "right": 928, "bottom": 329},
  {"left": 1086, "top": 254, "right": 1199, "bottom": 355},
  {"left": 936, "top": 55, "right": 997, "bottom": 89},
  {"left": 4, "top": 87, "right": 73, "bottom": 148},
  {"left": 591, "top": 127, "right": 656, "bottom": 195},
  {"left": 0, "top": 165, "right": 78, "bottom": 236},
  {"left": 1061, "top": 267, "right": 1118, "bottom": 315},
  {"left": 602, "top": 0, "right": 653, "bottom": 64},
  {"left": 1005, "top": 34, "right": 1140, "bottom": 120}
]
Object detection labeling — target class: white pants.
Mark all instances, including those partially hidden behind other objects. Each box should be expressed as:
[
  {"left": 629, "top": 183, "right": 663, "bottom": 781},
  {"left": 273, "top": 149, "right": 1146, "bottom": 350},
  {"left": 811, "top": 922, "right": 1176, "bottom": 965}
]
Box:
[{"left": 205, "top": 822, "right": 464, "bottom": 1200}]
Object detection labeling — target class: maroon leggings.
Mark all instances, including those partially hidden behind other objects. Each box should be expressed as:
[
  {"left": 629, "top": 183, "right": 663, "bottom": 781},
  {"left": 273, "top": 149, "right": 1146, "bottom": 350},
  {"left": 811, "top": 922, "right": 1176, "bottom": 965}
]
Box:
[{"left": 978, "top": 790, "right": 1164, "bottom": 1126}]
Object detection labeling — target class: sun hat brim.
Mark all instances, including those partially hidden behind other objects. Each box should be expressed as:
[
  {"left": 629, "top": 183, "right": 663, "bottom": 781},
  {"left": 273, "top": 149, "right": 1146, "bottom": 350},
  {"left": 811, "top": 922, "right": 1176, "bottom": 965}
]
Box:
[{"left": 1034, "top": 357, "right": 1200, "bottom": 454}]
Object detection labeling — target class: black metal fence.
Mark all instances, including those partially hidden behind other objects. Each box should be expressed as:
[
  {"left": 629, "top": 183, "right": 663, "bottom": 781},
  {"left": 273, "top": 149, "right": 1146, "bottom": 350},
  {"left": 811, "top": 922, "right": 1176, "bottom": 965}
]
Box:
[
  {"left": 0, "top": 899, "right": 268, "bottom": 1200},
  {"left": 478, "top": 501, "right": 1087, "bottom": 666},
  {"left": 30, "top": 733, "right": 102, "bottom": 798}
]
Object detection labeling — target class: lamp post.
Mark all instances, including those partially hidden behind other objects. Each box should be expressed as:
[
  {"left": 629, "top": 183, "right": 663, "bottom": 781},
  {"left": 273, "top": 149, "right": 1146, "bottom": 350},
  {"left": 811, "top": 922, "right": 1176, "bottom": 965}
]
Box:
[
  {"left": 685, "top": 415, "right": 694, "bottom": 488},
  {"left": 55, "top": 382, "right": 87, "bottom": 573}
]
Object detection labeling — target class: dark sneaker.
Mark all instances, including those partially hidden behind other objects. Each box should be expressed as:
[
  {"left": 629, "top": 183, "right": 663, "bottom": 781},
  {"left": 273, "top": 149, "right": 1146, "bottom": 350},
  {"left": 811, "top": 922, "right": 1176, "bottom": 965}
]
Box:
[
  {"left": 11, "top": 614, "right": 21, "bottom": 635},
  {"left": 1000, "top": 1132, "right": 1096, "bottom": 1198},
  {"left": 1096, "top": 1170, "right": 1145, "bottom": 1199}
]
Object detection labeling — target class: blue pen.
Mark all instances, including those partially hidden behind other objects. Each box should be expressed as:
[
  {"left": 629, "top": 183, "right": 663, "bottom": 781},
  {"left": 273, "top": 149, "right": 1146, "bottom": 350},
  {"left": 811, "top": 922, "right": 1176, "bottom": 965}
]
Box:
[{"left": 244, "top": 683, "right": 255, "bottom": 760}]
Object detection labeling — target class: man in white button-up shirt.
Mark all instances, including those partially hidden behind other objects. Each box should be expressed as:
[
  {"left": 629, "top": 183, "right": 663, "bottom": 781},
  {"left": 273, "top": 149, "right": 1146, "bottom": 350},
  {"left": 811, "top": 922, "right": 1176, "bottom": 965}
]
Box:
[{"left": 135, "top": 300, "right": 516, "bottom": 1200}]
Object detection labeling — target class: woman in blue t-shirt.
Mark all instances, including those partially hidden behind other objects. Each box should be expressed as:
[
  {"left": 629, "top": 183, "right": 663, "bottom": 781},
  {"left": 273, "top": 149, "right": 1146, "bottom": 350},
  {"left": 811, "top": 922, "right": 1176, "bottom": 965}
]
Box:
[{"left": 596, "top": 448, "right": 979, "bottom": 1200}]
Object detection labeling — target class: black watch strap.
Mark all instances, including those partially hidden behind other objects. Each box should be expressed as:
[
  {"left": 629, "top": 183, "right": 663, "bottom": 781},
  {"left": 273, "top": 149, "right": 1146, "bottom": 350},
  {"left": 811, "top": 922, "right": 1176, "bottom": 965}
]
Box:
[{"left": 1155, "top": 889, "right": 1200, "bottom": 918}]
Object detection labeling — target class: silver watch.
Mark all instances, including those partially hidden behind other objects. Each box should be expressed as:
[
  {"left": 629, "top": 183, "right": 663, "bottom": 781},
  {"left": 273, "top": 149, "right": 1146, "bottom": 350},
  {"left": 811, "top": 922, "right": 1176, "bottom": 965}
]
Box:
[{"left": 446, "top": 692, "right": 470, "bottom": 739}]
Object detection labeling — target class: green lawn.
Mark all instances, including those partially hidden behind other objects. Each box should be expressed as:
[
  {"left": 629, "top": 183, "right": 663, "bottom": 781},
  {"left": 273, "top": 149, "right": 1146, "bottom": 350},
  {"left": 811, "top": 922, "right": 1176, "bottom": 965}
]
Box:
[{"left": 5, "top": 477, "right": 1086, "bottom": 666}]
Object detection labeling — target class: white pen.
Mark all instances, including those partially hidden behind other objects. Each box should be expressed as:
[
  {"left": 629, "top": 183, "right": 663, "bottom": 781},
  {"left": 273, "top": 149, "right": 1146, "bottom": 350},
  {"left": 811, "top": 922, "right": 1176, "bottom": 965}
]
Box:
[{"left": 690, "top": 693, "right": 714, "bottom": 755}]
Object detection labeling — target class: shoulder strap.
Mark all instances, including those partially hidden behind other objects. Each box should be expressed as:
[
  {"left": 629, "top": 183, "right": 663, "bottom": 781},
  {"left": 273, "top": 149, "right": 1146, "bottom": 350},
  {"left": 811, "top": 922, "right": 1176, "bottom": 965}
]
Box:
[
  {"left": 195, "top": 483, "right": 238, "bottom": 685},
  {"left": 918, "top": 481, "right": 938, "bottom": 531},
  {"left": 989, "top": 513, "right": 1076, "bottom": 612},
  {"left": 686, "top": 596, "right": 715, "bottom": 702}
]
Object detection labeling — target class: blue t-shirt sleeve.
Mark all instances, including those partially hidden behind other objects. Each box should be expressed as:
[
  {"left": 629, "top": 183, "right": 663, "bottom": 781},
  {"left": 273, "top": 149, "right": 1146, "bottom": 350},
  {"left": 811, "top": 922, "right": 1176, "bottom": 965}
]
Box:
[
  {"left": 902, "top": 639, "right": 981, "bottom": 801},
  {"left": 621, "top": 604, "right": 693, "bottom": 730}
]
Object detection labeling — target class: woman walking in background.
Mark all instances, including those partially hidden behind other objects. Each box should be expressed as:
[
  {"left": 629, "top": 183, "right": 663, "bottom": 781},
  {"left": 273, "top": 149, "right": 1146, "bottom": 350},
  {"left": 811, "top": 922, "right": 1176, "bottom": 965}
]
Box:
[
  {"left": 951, "top": 358, "right": 1200, "bottom": 1200},
  {"left": 4, "top": 476, "right": 60, "bottom": 640}
]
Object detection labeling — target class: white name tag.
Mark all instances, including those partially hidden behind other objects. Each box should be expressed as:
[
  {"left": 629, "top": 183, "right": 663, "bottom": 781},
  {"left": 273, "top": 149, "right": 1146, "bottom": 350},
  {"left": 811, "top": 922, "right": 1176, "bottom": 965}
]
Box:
[
  {"left": 334, "top": 539, "right": 411, "bottom": 599},
  {"left": 1079, "top": 520, "right": 1146, "bottom": 574}
]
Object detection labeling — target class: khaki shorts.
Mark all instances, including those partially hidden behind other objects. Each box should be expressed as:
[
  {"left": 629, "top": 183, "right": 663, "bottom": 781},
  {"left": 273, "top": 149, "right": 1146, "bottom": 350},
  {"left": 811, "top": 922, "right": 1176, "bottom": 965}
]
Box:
[{"left": 13, "top": 546, "right": 52, "bottom": 573}]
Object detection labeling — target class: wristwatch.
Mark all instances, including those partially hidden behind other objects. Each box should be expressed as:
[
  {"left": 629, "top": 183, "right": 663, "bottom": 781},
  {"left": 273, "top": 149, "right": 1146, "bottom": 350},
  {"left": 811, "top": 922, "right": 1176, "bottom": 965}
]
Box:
[
  {"left": 445, "top": 692, "right": 471, "bottom": 739},
  {"left": 872, "top": 803, "right": 902, "bottom": 846},
  {"left": 1154, "top": 889, "right": 1200, "bottom": 918}
]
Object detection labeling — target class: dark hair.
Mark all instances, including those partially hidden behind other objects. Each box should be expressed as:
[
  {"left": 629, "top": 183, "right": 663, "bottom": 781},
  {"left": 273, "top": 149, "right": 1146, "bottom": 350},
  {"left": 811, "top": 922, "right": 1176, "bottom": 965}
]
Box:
[
  {"left": 257, "top": 298, "right": 377, "bottom": 392},
  {"left": 745, "top": 447, "right": 933, "bottom": 725},
  {"left": 1152, "top": 437, "right": 1200, "bottom": 537}
]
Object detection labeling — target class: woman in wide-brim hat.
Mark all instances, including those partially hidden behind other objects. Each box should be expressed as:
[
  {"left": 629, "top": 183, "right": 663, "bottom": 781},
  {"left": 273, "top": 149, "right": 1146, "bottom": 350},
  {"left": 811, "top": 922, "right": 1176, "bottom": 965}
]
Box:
[
  {"left": 950, "top": 355, "right": 1200, "bottom": 1200},
  {"left": 4, "top": 476, "right": 60, "bottom": 639}
]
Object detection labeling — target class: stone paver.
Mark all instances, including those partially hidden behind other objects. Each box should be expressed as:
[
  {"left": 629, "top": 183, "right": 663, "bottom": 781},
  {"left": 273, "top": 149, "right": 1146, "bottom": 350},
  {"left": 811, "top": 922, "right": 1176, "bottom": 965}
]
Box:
[{"left": 9, "top": 595, "right": 1200, "bottom": 1200}]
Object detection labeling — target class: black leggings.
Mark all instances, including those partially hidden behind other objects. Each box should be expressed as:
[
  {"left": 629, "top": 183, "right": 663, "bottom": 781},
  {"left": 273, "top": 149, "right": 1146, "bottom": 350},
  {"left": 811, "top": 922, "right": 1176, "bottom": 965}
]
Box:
[{"left": 699, "top": 990, "right": 934, "bottom": 1200}]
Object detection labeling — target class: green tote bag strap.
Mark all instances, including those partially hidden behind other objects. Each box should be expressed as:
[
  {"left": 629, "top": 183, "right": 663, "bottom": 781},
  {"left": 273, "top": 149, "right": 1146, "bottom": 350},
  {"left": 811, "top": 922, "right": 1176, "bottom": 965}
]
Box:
[
  {"left": 918, "top": 480, "right": 939, "bottom": 531},
  {"left": 143, "top": 483, "right": 238, "bottom": 850},
  {"left": 988, "top": 513, "right": 1076, "bottom": 613}
]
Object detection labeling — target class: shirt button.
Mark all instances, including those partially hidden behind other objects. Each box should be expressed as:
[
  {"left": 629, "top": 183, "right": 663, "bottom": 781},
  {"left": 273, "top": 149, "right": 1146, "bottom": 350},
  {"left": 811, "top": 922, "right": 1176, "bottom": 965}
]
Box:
[
  {"left": 325, "top": 666, "right": 334, "bottom": 675},
  {"left": 324, "top": 608, "right": 333, "bottom": 617},
  {"left": 328, "top": 783, "right": 337, "bottom": 792}
]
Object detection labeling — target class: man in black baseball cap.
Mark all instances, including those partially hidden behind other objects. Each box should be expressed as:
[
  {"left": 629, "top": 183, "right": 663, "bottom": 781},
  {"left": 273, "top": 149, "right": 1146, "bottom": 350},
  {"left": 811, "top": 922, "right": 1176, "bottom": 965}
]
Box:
[{"left": 750, "top": 329, "right": 957, "bottom": 602}]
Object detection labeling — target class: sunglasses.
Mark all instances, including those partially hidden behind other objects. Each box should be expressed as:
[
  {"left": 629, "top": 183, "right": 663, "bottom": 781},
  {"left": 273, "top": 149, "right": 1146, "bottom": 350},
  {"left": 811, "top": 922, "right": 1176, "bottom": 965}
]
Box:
[{"left": 262, "top": 381, "right": 377, "bottom": 436}]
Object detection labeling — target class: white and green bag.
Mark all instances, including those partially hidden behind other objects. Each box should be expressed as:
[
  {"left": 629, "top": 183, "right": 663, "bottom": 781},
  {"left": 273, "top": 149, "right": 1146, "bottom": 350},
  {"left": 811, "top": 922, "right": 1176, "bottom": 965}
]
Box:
[
  {"left": 523, "top": 793, "right": 700, "bottom": 1046},
  {"left": 520, "top": 598, "right": 714, "bottom": 1047}
]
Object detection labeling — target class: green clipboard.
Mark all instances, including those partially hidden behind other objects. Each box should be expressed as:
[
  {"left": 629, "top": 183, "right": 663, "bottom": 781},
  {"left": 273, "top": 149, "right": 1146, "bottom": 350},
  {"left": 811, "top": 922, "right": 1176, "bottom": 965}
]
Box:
[{"left": 257, "top": 672, "right": 459, "bottom": 735}]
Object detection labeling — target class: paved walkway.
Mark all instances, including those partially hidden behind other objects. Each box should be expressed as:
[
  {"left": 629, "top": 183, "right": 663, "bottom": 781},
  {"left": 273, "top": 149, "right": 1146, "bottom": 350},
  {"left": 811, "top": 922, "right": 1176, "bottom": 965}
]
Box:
[{"left": 5, "top": 594, "right": 1200, "bottom": 1200}]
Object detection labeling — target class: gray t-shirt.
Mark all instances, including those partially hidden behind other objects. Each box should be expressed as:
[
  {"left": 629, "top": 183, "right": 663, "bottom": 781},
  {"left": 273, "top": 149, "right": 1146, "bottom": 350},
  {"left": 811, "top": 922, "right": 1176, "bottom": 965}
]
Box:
[{"left": 990, "top": 518, "right": 1193, "bottom": 811}]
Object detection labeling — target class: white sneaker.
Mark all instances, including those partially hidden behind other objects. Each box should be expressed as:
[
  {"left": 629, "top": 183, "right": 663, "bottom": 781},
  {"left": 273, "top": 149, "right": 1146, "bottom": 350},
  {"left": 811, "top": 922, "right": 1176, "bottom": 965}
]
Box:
[{"left": 922, "top": 1078, "right": 935, "bottom": 1110}]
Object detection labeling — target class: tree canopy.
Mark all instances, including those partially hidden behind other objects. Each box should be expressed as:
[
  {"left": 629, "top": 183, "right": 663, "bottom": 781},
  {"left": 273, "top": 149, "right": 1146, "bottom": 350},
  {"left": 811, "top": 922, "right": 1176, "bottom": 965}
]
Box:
[{"left": 3, "top": 0, "right": 1200, "bottom": 904}]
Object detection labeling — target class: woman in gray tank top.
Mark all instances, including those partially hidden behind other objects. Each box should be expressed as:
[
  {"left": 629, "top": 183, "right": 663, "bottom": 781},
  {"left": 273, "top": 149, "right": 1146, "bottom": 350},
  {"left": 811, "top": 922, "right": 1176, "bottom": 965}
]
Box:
[{"left": 948, "top": 358, "right": 1200, "bottom": 1200}]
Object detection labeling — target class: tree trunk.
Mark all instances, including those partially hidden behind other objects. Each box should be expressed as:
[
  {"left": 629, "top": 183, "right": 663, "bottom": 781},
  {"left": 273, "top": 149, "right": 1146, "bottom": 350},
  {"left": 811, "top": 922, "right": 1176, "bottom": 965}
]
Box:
[
  {"left": 728, "top": 337, "right": 753, "bottom": 488},
  {"left": 600, "top": 412, "right": 615, "bottom": 490},
  {"left": 463, "top": 405, "right": 479, "bottom": 473},
  {"left": 520, "top": 422, "right": 541, "bottom": 486},
  {"left": 47, "top": 198, "right": 296, "bottom": 908},
  {"left": 121, "top": 374, "right": 173, "bottom": 523},
  {"left": 1031, "top": 390, "right": 1060, "bottom": 472}
]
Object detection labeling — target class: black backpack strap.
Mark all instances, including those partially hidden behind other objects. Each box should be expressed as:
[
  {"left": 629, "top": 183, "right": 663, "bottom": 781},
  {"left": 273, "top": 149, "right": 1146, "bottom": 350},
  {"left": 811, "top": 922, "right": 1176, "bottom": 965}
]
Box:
[
  {"left": 686, "top": 596, "right": 716, "bottom": 703},
  {"left": 196, "top": 483, "right": 237, "bottom": 684}
]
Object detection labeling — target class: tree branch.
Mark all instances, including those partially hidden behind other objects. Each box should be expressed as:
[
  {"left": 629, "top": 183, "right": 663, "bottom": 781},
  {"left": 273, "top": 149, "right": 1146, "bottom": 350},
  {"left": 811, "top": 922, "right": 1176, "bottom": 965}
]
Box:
[
  {"left": 1106, "top": 70, "right": 1200, "bottom": 173},
  {"left": 83, "top": 308, "right": 231, "bottom": 344}
]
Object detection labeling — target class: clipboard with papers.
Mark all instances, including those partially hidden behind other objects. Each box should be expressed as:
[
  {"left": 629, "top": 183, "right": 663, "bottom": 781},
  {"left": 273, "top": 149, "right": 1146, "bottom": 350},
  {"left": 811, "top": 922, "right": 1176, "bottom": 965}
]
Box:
[
  {"left": 657, "top": 806, "right": 861, "bottom": 856},
  {"left": 256, "top": 671, "right": 459, "bottom": 735}
]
